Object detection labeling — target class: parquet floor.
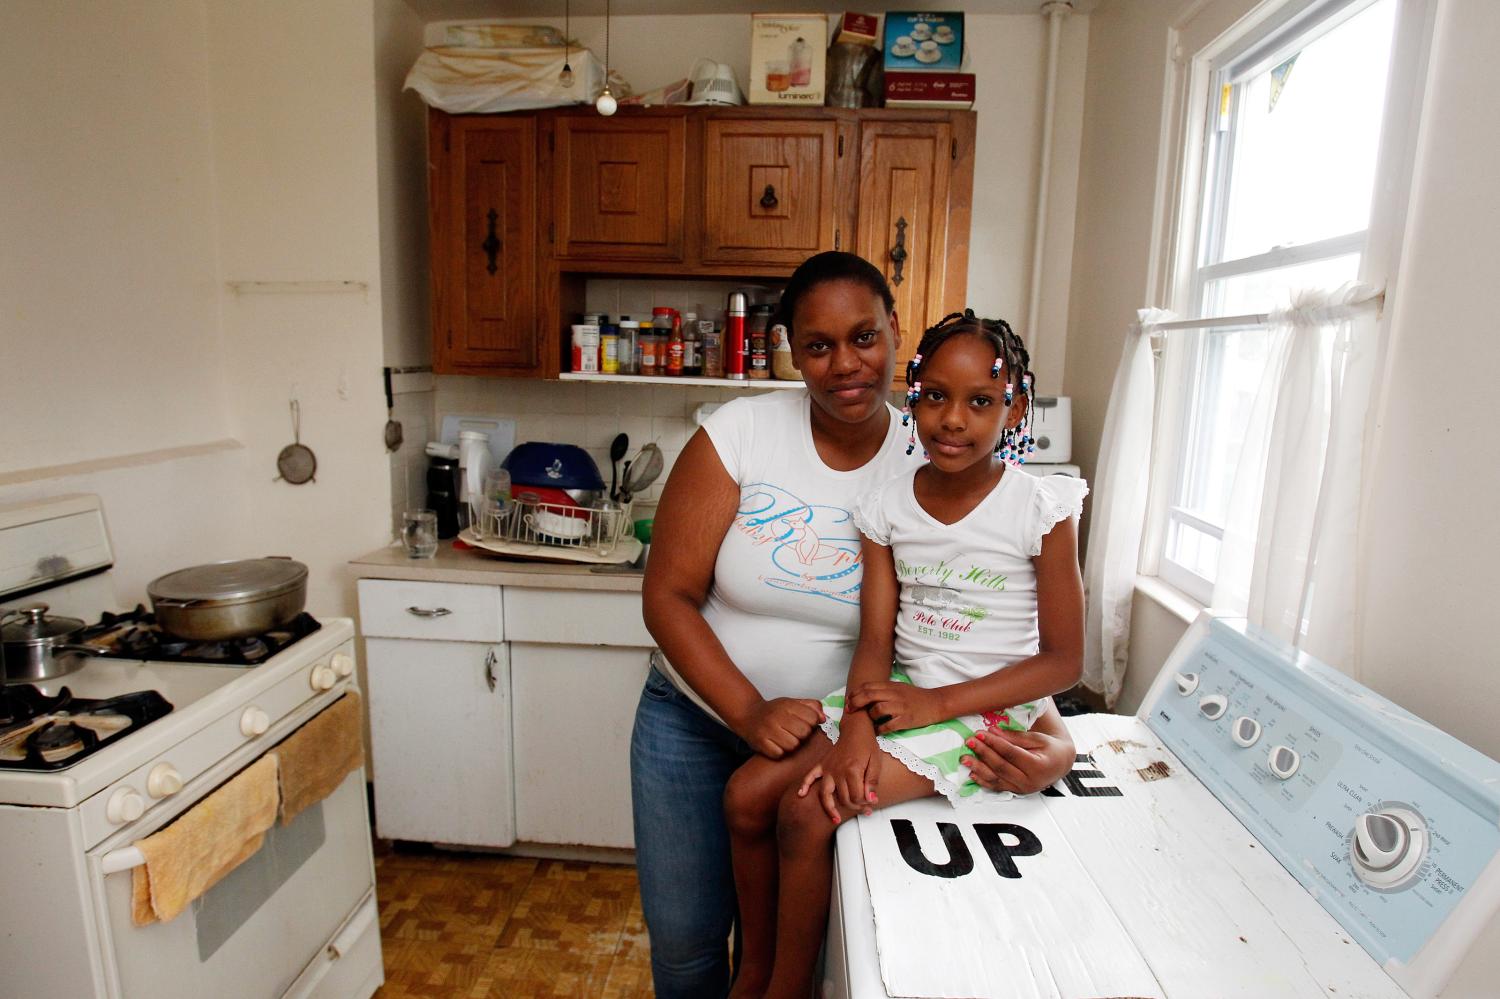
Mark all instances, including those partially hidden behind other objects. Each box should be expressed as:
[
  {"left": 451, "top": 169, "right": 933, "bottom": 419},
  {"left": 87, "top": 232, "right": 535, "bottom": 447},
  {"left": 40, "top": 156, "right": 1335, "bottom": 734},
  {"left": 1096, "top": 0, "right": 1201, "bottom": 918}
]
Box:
[{"left": 373, "top": 841, "right": 654, "bottom": 998}]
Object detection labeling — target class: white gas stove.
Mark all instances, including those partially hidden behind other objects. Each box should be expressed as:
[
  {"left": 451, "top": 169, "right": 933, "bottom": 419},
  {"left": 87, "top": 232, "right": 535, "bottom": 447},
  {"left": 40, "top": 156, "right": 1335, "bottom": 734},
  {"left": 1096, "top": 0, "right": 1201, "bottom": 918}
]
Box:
[
  {"left": 0, "top": 495, "right": 383, "bottom": 999},
  {"left": 826, "top": 612, "right": 1500, "bottom": 998}
]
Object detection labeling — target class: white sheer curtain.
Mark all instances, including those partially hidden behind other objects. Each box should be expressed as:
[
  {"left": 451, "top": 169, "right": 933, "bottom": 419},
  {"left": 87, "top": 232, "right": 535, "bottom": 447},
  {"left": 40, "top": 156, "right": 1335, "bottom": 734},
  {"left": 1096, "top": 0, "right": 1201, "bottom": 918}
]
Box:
[
  {"left": 1081, "top": 308, "right": 1172, "bottom": 707},
  {"left": 1212, "top": 283, "right": 1381, "bottom": 666}
]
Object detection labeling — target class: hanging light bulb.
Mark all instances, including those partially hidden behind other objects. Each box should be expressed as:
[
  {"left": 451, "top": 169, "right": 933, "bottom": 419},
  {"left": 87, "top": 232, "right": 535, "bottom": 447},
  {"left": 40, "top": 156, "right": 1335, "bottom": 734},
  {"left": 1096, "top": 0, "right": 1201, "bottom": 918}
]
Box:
[
  {"left": 596, "top": 0, "right": 616, "bottom": 115},
  {"left": 559, "top": 0, "right": 574, "bottom": 87}
]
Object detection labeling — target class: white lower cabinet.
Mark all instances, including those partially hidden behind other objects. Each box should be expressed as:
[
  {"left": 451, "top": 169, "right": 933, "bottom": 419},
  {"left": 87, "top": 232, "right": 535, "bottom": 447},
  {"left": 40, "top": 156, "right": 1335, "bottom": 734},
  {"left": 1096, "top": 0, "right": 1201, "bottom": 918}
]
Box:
[
  {"left": 364, "top": 638, "right": 516, "bottom": 847},
  {"left": 510, "top": 642, "right": 651, "bottom": 849}
]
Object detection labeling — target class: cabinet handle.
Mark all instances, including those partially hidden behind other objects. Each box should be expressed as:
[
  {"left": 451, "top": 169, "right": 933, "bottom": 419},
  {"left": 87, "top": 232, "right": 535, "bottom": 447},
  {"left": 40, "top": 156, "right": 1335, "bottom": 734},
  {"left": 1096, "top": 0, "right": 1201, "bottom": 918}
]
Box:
[
  {"left": 484, "top": 649, "right": 498, "bottom": 692},
  {"left": 759, "top": 184, "right": 779, "bottom": 210},
  {"left": 481, "top": 208, "right": 501, "bottom": 276},
  {"left": 405, "top": 606, "right": 453, "bottom": 618},
  {"left": 889, "top": 216, "right": 909, "bottom": 287}
]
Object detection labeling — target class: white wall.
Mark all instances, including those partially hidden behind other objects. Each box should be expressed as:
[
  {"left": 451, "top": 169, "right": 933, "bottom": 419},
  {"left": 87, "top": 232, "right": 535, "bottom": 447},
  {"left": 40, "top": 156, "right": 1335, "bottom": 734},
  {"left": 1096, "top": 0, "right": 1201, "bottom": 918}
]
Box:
[{"left": 1, "top": 0, "right": 392, "bottom": 619}]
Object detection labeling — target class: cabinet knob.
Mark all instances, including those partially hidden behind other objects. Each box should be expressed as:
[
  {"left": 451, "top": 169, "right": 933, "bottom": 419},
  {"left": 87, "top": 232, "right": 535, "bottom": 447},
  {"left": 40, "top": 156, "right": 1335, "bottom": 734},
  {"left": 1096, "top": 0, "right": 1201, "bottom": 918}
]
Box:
[
  {"left": 759, "top": 184, "right": 779, "bottom": 210},
  {"left": 890, "top": 216, "right": 909, "bottom": 287}
]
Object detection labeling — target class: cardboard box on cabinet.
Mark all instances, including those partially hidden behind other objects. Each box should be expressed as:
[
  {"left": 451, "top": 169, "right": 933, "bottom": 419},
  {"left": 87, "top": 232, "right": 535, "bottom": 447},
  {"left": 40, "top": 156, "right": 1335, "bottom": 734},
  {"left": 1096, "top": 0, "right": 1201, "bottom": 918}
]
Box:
[{"left": 749, "top": 14, "right": 828, "bottom": 105}]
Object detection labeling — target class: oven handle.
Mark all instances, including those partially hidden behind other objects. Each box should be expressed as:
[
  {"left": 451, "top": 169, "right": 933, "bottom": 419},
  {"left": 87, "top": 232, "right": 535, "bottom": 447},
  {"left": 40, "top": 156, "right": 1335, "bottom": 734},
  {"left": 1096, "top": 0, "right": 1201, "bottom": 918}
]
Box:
[{"left": 100, "top": 845, "right": 146, "bottom": 874}]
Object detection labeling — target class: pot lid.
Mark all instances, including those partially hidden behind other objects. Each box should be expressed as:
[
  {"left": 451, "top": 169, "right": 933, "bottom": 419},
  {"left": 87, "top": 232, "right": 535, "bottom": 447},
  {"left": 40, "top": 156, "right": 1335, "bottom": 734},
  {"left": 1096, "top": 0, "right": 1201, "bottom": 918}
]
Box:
[
  {"left": 148, "top": 558, "right": 308, "bottom": 603},
  {"left": 1, "top": 604, "right": 86, "bottom": 646}
]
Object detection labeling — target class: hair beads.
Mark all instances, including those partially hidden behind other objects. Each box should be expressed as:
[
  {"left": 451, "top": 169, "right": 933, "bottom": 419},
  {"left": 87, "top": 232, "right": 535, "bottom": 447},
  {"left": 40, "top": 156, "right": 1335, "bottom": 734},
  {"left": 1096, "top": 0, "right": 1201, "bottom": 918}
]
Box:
[{"left": 904, "top": 311, "right": 1036, "bottom": 467}]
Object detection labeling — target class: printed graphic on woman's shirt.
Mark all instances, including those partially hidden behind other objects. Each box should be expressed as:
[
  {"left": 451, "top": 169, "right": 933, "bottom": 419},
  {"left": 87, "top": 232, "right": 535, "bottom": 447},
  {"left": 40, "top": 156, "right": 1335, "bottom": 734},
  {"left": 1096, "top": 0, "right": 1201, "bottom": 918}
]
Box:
[
  {"left": 734, "top": 483, "right": 863, "bottom": 605},
  {"left": 901, "top": 562, "right": 1005, "bottom": 642}
]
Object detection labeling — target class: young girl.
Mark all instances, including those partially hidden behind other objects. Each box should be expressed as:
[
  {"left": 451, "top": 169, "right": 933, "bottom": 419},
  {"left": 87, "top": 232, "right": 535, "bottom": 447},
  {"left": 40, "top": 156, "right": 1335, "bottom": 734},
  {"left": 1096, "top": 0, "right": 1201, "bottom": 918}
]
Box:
[{"left": 722, "top": 310, "right": 1087, "bottom": 999}]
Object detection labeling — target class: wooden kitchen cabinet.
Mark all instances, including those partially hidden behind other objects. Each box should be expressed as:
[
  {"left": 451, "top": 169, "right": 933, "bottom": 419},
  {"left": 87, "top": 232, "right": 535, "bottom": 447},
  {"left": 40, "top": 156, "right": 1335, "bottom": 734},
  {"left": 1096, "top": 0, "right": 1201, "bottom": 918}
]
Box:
[
  {"left": 430, "top": 113, "right": 541, "bottom": 375},
  {"left": 548, "top": 114, "right": 686, "bottom": 262},
  {"left": 700, "top": 117, "right": 848, "bottom": 267}
]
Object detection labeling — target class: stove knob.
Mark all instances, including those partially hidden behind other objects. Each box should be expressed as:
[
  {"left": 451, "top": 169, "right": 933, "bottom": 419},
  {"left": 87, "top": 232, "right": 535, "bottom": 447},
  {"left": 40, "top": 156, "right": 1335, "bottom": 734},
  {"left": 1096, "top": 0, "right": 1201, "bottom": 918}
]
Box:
[
  {"left": 240, "top": 706, "right": 271, "bottom": 737},
  {"left": 1175, "top": 672, "right": 1199, "bottom": 696},
  {"left": 107, "top": 788, "right": 146, "bottom": 824},
  {"left": 1268, "top": 744, "right": 1301, "bottom": 780},
  {"left": 1351, "top": 806, "right": 1428, "bottom": 889},
  {"left": 330, "top": 652, "right": 355, "bottom": 679},
  {"left": 147, "top": 764, "right": 183, "bottom": 799},
  {"left": 1232, "top": 716, "right": 1262, "bottom": 747},
  {"left": 1198, "top": 694, "right": 1228, "bottom": 721},
  {"left": 310, "top": 664, "right": 337, "bottom": 691}
]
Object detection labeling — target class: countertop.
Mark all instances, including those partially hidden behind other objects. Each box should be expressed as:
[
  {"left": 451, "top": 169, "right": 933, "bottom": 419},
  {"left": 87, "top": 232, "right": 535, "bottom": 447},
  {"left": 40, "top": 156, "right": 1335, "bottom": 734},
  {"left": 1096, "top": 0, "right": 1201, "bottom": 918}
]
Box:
[{"left": 350, "top": 540, "right": 644, "bottom": 592}]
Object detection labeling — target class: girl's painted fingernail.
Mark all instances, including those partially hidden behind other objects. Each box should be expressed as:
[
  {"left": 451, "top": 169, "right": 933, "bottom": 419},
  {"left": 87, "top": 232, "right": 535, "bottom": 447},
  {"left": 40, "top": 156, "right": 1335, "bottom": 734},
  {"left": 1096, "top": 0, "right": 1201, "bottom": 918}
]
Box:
[
  {"left": 867, "top": 790, "right": 877, "bottom": 802},
  {"left": 863, "top": 809, "right": 873, "bottom": 817},
  {"left": 961, "top": 756, "right": 973, "bottom": 767},
  {"left": 965, "top": 738, "right": 977, "bottom": 749}
]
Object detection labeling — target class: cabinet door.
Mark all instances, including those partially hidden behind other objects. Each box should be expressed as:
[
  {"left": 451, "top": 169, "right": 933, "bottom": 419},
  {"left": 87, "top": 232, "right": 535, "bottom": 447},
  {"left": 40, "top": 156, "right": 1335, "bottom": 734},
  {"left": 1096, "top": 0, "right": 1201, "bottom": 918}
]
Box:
[
  {"left": 430, "top": 113, "right": 539, "bottom": 375},
  {"left": 510, "top": 643, "right": 651, "bottom": 849},
  {"left": 365, "top": 638, "right": 515, "bottom": 847},
  {"left": 701, "top": 118, "right": 840, "bottom": 266},
  {"left": 552, "top": 116, "right": 685, "bottom": 261},
  {"left": 855, "top": 120, "right": 967, "bottom": 385}
]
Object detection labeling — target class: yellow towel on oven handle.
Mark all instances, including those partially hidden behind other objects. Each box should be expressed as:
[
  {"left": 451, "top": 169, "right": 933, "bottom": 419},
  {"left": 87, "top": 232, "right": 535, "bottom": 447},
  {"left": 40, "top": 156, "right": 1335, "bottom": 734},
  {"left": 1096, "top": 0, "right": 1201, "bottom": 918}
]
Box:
[
  {"left": 275, "top": 690, "right": 365, "bottom": 827},
  {"left": 130, "top": 752, "right": 279, "bottom": 926}
]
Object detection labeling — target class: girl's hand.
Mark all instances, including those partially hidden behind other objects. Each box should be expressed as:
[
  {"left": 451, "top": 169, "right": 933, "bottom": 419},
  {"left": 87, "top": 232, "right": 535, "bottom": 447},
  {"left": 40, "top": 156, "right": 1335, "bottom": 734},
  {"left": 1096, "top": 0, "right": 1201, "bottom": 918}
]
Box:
[
  {"left": 798, "top": 728, "right": 880, "bottom": 823},
  {"left": 961, "top": 726, "right": 1071, "bottom": 795},
  {"left": 739, "top": 697, "right": 826, "bottom": 759},
  {"left": 846, "top": 681, "right": 945, "bottom": 734}
]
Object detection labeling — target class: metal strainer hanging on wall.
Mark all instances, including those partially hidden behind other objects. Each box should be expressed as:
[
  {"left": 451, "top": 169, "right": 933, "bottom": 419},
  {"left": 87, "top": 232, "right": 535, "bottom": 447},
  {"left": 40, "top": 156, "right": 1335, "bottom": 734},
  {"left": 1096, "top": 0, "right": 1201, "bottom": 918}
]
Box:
[{"left": 275, "top": 399, "right": 317, "bottom": 485}]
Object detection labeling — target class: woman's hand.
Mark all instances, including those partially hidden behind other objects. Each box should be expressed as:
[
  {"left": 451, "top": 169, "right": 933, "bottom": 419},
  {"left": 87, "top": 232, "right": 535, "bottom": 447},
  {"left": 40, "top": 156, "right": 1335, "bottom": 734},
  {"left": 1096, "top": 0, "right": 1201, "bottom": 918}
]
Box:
[
  {"left": 960, "top": 720, "right": 1075, "bottom": 795},
  {"left": 798, "top": 726, "right": 880, "bottom": 823},
  {"left": 738, "top": 697, "right": 826, "bottom": 759},
  {"left": 846, "top": 680, "right": 945, "bottom": 734}
]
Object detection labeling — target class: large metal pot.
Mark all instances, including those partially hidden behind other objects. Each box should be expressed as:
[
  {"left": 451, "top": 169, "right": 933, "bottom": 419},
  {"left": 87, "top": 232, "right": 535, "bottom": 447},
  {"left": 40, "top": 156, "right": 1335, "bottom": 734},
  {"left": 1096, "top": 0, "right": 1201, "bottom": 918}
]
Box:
[
  {"left": 147, "top": 558, "right": 308, "bottom": 640},
  {"left": 0, "top": 604, "right": 93, "bottom": 682}
]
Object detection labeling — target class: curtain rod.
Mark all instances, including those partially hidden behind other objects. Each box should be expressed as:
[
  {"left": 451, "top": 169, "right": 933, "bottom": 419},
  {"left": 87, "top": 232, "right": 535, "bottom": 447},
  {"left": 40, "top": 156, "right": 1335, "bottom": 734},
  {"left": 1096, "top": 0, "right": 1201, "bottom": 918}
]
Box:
[{"left": 1148, "top": 289, "right": 1385, "bottom": 333}]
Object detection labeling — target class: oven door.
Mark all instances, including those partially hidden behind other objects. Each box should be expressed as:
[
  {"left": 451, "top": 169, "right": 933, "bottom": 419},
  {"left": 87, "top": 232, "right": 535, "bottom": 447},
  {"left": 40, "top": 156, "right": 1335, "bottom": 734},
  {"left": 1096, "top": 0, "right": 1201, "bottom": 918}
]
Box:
[{"left": 88, "top": 764, "right": 375, "bottom": 999}]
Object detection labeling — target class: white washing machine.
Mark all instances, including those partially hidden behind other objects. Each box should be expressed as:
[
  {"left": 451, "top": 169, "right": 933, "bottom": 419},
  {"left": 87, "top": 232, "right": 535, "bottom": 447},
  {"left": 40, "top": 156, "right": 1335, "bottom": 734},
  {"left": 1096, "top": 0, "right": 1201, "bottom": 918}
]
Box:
[{"left": 825, "top": 611, "right": 1500, "bottom": 998}]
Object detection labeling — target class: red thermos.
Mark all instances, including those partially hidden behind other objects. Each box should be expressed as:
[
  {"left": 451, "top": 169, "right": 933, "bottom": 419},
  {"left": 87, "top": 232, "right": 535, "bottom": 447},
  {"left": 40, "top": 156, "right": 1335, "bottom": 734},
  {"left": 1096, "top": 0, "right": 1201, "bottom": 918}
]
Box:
[{"left": 726, "top": 291, "right": 748, "bottom": 380}]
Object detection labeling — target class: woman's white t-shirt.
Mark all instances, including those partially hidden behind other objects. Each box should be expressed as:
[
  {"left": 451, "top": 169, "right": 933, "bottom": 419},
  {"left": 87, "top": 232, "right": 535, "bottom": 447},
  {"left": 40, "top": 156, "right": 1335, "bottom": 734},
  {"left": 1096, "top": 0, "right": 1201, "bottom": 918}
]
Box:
[
  {"left": 660, "top": 390, "right": 918, "bottom": 709},
  {"left": 854, "top": 466, "right": 1088, "bottom": 690}
]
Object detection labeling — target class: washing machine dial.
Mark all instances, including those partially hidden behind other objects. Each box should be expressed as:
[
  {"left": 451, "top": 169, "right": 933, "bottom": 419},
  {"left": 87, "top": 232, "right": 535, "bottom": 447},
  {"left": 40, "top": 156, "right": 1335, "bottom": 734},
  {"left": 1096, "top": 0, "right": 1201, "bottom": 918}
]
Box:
[
  {"left": 1268, "top": 744, "right": 1300, "bottom": 780},
  {"left": 1175, "top": 672, "right": 1199, "bottom": 696},
  {"left": 1231, "top": 716, "right": 1262, "bottom": 747},
  {"left": 1198, "top": 694, "right": 1228, "bottom": 721},
  {"left": 1351, "top": 806, "right": 1428, "bottom": 890}
]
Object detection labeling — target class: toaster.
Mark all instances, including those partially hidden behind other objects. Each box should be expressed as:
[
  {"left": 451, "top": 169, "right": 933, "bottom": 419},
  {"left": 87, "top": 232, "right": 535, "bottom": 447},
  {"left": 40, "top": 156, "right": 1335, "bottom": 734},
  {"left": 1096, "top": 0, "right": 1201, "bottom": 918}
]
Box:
[{"left": 1028, "top": 396, "right": 1072, "bottom": 463}]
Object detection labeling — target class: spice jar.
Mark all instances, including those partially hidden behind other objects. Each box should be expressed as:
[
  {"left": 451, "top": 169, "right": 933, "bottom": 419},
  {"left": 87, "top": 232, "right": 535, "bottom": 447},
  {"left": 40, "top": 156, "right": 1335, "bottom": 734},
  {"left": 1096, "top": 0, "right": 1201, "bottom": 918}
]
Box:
[
  {"left": 617, "top": 319, "right": 640, "bottom": 374},
  {"left": 702, "top": 319, "right": 724, "bottom": 378},
  {"left": 771, "top": 319, "right": 800, "bottom": 380},
  {"left": 747, "top": 305, "right": 773, "bottom": 379}
]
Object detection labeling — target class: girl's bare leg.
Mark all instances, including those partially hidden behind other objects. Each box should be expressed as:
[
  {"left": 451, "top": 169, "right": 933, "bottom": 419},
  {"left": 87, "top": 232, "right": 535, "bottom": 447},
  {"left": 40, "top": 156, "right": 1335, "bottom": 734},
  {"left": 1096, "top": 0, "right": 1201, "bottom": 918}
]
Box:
[
  {"left": 724, "top": 734, "right": 835, "bottom": 999},
  {"left": 763, "top": 754, "right": 938, "bottom": 999}
]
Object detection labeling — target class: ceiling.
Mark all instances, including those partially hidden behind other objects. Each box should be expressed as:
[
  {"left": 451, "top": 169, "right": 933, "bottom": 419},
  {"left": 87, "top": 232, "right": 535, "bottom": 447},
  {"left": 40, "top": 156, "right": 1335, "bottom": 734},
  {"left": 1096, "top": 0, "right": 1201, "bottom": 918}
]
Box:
[{"left": 405, "top": 1, "right": 1099, "bottom": 20}]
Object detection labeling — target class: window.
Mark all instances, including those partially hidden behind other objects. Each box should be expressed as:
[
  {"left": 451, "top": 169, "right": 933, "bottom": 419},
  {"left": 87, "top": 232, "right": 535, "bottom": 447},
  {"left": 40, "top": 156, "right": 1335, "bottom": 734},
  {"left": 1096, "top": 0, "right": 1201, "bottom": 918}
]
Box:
[{"left": 1153, "top": 0, "right": 1401, "bottom": 604}]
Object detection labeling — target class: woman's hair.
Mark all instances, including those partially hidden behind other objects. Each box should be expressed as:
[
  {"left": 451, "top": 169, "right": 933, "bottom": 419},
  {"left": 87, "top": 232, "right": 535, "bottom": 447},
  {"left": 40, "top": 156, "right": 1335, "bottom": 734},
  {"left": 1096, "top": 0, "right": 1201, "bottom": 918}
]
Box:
[
  {"left": 773, "top": 251, "right": 896, "bottom": 338},
  {"left": 901, "top": 310, "right": 1036, "bottom": 461}
]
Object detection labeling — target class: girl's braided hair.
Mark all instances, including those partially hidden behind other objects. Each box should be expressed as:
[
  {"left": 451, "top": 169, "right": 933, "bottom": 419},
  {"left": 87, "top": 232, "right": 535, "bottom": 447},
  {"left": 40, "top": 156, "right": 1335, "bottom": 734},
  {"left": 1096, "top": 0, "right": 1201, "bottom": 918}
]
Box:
[{"left": 900, "top": 309, "right": 1036, "bottom": 462}]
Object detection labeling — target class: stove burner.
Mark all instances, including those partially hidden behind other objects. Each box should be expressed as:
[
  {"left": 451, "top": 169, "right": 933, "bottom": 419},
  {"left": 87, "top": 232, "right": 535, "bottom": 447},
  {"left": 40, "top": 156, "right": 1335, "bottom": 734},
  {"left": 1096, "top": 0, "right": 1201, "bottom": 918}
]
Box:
[
  {"left": 0, "top": 688, "right": 172, "bottom": 771},
  {"left": 78, "top": 607, "right": 321, "bottom": 667}
]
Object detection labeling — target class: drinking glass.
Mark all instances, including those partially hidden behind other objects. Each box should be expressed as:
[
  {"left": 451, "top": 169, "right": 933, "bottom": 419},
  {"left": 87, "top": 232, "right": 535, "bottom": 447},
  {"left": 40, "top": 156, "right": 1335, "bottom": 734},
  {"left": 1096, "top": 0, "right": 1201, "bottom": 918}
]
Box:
[
  {"left": 480, "top": 468, "right": 512, "bottom": 539},
  {"left": 401, "top": 509, "right": 438, "bottom": 558}
]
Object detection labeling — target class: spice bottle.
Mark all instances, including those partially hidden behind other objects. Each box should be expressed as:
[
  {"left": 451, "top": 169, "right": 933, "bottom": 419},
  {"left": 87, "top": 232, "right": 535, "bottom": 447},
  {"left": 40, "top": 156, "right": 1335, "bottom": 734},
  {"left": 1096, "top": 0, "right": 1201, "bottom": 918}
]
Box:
[
  {"left": 748, "top": 304, "right": 773, "bottom": 379},
  {"left": 702, "top": 319, "right": 724, "bottom": 378},
  {"left": 771, "top": 319, "right": 799, "bottom": 380},
  {"left": 617, "top": 318, "right": 640, "bottom": 374},
  {"left": 601, "top": 323, "right": 620, "bottom": 374},
  {"left": 666, "top": 310, "right": 685, "bottom": 376},
  {"left": 682, "top": 311, "right": 702, "bottom": 376}
]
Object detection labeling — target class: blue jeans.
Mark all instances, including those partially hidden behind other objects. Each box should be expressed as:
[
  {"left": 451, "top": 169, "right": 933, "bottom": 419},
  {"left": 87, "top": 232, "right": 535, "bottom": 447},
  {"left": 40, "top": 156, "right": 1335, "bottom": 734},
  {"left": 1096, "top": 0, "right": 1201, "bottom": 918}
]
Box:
[{"left": 631, "top": 666, "right": 753, "bottom": 999}]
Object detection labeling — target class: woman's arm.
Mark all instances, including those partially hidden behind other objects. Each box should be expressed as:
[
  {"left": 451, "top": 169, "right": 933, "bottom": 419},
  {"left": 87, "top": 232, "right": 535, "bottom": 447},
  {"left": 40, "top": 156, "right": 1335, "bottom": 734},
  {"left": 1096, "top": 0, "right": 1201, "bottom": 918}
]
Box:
[
  {"left": 642, "top": 428, "right": 824, "bottom": 758},
  {"left": 847, "top": 517, "right": 1085, "bottom": 730}
]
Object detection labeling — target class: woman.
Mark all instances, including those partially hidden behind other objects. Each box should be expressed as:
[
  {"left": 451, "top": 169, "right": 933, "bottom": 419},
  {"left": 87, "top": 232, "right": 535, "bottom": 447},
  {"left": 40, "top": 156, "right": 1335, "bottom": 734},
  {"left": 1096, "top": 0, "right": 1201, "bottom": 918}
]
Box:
[{"left": 633, "top": 252, "right": 1077, "bottom": 998}]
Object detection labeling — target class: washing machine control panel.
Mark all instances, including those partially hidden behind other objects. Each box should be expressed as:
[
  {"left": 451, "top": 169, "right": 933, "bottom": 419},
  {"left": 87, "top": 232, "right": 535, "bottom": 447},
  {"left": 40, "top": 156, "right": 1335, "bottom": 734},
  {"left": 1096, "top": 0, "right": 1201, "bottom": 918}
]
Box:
[{"left": 1145, "top": 615, "right": 1500, "bottom": 973}]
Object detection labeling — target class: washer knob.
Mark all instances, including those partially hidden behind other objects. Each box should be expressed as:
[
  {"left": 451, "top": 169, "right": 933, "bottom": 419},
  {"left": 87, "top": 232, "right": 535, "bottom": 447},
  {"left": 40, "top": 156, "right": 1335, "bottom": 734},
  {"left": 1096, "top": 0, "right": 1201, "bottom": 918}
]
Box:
[
  {"left": 107, "top": 788, "right": 146, "bottom": 824},
  {"left": 1232, "top": 716, "right": 1262, "bottom": 747},
  {"left": 310, "top": 664, "right": 337, "bottom": 691},
  {"left": 147, "top": 763, "right": 183, "bottom": 799},
  {"left": 1175, "top": 672, "right": 1199, "bottom": 696},
  {"left": 1268, "top": 745, "right": 1301, "bottom": 780},
  {"left": 330, "top": 652, "right": 355, "bottom": 678},
  {"left": 1352, "top": 807, "right": 1427, "bottom": 889},
  {"left": 1198, "top": 694, "right": 1228, "bottom": 721},
  {"left": 240, "top": 706, "right": 271, "bottom": 737}
]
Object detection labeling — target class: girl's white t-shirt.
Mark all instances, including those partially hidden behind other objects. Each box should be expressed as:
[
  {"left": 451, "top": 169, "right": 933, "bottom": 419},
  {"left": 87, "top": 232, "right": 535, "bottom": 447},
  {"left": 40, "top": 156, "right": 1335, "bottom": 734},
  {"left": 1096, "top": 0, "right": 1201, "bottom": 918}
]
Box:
[
  {"left": 854, "top": 465, "right": 1088, "bottom": 690},
  {"left": 660, "top": 389, "right": 919, "bottom": 709}
]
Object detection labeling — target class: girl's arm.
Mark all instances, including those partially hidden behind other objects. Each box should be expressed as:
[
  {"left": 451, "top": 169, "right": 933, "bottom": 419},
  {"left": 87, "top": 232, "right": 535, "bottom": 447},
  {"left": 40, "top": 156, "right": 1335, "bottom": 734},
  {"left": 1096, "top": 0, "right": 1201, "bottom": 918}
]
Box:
[
  {"left": 643, "top": 429, "right": 824, "bottom": 758},
  {"left": 799, "top": 535, "right": 899, "bottom": 820},
  {"left": 848, "top": 516, "right": 1084, "bottom": 730}
]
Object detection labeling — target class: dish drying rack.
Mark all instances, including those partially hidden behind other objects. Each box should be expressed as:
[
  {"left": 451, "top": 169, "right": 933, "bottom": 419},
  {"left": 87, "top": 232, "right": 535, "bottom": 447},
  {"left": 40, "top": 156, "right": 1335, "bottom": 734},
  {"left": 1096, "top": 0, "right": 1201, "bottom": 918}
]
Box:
[{"left": 482, "top": 494, "right": 634, "bottom": 556}]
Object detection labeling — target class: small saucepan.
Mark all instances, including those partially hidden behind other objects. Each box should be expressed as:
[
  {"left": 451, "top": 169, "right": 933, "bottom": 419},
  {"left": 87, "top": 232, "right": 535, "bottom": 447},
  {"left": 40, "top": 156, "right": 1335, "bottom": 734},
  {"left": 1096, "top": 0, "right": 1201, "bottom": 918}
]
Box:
[
  {"left": 147, "top": 558, "right": 308, "bottom": 640},
  {"left": 0, "top": 604, "right": 95, "bottom": 683}
]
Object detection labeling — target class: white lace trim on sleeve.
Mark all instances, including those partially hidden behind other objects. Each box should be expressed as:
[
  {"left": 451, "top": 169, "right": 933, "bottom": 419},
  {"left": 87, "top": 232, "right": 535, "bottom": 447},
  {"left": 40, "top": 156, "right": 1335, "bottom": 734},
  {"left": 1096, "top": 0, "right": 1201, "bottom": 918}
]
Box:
[{"left": 1027, "top": 475, "right": 1089, "bottom": 557}]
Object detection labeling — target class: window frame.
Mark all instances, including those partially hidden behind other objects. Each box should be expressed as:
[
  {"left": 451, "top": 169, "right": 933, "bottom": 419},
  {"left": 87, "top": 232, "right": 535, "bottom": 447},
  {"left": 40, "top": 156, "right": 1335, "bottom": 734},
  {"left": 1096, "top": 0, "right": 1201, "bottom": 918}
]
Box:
[{"left": 1140, "top": 0, "right": 1435, "bottom": 607}]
